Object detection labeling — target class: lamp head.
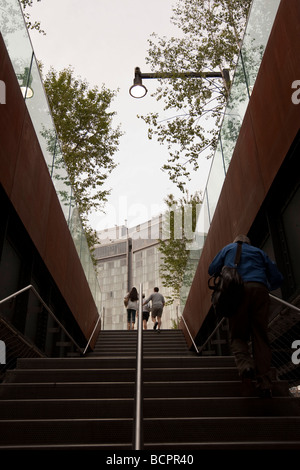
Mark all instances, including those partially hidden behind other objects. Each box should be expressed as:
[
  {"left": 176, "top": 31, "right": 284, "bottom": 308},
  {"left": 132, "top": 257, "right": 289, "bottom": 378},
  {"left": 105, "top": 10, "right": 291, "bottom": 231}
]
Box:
[
  {"left": 18, "top": 67, "right": 34, "bottom": 99},
  {"left": 129, "top": 67, "right": 147, "bottom": 98}
]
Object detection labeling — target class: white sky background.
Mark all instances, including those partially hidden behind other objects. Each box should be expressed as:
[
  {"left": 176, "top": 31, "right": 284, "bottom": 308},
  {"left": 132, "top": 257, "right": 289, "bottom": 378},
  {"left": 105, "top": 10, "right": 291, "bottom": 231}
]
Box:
[{"left": 28, "top": 0, "right": 211, "bottom": 232}]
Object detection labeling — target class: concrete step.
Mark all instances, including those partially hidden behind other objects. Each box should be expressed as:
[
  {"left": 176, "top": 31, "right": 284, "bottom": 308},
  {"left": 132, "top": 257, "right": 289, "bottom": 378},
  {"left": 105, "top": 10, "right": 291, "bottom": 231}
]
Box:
[
  {"left": 91, "top": 348, "right": 196, "bottom": 356},
  {"left": 0, "top": 398, "right": 134, "bottom": 419},
  {"left": 0, "top": 379, "right": 289, "bottom": 400},
  {"left": 91, "top": 329, "right": 192, "bottom": 356},
  {"left": 0, "top": 382, "right": 136, "bottom": 399},
  {"left": 0, "top": 396, "right": 299, "bottom": 420},
  {"left": 0, "top": 416, "right": 300, "bottom": 448},
  {"left": 16, "top": 356, "right": 236, "bottom": 370},
  {"left": 0, "top": 418, "right": 133, "bottom": 446},
  {"left": 0, "top": 328, "right": 298, "bottom": 450},
  {"left": 144, "top": 416, "right": 300, "bottom": 444},
  {"left": 3, "top": 367, "right": 244, "bottom": 383}
]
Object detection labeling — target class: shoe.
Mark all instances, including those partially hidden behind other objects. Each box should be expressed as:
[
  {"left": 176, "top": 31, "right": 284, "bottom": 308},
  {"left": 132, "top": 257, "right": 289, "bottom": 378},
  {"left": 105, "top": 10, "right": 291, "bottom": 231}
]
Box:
[
  {"left": 258, "top": 388, "right": 272, "bottom": 399},
  {"left": 241, "top": 368, "right": 255, "bottom": 380},
  {"left": 153, "top": 321, "right": 158, "bottom": 330},
  {"left": 157, "top": 328, "right": 161, "bottom": 333}
]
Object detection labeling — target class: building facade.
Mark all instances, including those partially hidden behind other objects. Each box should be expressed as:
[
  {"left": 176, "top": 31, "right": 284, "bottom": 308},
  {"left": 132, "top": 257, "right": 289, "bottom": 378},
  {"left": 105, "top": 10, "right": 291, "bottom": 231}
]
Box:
[{"left": 94, "top": 216, "right": 184, "bottom": 330}]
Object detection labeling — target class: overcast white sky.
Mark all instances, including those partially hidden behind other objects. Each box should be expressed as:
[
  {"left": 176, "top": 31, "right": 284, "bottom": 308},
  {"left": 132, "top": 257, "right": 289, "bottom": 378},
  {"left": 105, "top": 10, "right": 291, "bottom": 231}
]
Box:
[{"left": 28, "top": 0, "right": 211, "bottom": 232}]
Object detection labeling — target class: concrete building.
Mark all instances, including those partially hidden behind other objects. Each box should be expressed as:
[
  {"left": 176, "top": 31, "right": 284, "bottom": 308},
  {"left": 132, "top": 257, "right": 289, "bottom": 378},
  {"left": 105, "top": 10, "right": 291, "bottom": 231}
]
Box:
[{"left": 94, "top": 216, "right": 186, "bottom": 330}]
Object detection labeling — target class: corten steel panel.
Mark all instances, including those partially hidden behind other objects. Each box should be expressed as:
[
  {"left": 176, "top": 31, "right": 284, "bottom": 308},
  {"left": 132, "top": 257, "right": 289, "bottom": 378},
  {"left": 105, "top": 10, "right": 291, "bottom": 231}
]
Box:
[
  {"left": 0, "top": 36, "right": 27, "bottom": 196},
  {"left": 181, "top": 0, "right": 300, "bottom": 347},
  {"left": 11, "top": 110, "right": 53, "bottom": 256},
  {"left": 249, "top": 2, "right": 300, "bottom": 190},
  {"left": 64, "top": 239, "right": 98, "bottom": 334},
  {"left": 0, "top": 34, "right": 99, "bottom": 346}
]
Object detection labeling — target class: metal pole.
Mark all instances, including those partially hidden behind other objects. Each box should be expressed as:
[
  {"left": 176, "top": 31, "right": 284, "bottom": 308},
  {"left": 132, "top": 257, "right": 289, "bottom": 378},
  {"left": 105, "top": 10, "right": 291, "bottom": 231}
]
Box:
[
  {"left": 269, "top": 293, "right": 300, "bottom": 313},
  {"left": 197, "top": 316, "right": 226, "bottom": 353},
  {"left": 0, "top": 284, "right": 84, "bottom": 354},
  {"left": 133, "top": 283, "right": 144, "bottom": 450},
  {"left": 181, "top": 315, "right": 199, "bottom": 354}
]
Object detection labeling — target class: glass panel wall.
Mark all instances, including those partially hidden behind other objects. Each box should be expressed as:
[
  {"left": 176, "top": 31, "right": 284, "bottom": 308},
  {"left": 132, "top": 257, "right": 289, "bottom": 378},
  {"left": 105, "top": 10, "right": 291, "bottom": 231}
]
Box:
[
  {"left": 0, "top": 0, "right": 102, "bottom": 314},
  {"left": 180, "top": 0, "right": 281, "bottom": 312}
]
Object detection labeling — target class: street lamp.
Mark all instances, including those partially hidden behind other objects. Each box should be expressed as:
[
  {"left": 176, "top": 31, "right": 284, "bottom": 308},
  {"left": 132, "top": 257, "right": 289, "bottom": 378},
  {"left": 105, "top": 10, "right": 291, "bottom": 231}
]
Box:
[
  {"left": 17, "top": 67, "right": 34, "bottom": 99},
  {"left": 129, "top": 66, "right": 230, "bottom": 98}
]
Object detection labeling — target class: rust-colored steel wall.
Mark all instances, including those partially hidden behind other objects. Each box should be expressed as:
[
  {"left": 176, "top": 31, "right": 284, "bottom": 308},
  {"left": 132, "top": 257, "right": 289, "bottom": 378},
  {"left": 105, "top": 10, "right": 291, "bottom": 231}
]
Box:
[
  {"left": 181, "top": 0, "right": 300, "bottom": 346},
  {"left": 0, "top": 34, "right": 100, "bottom": 347}
]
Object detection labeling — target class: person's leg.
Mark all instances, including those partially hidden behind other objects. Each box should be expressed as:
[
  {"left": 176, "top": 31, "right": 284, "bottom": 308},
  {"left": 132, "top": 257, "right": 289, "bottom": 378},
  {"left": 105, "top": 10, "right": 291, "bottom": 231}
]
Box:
[
  {"left": 251, "top": 285, "right": 272, "bottom": 393},
  {"left": 127, "top": 309, "right": 131, "bottom": 330},
  {"left": 131, "top": 310, "right": 136, "bottom": 330},
  {"left": 155, "top": 308, "right": 163, "bottom": 331},
  {"left": 143, "top": 313, "right": 148, "bottom": 330},
  {"left": 230, "top": 285, "right": 254, "bottom": 376},
  {"left": 230, "top": 338, "right": 254, "bottom": 375},
  {"left": 151, "top": 311, "right": 158, "bottom": 329}
]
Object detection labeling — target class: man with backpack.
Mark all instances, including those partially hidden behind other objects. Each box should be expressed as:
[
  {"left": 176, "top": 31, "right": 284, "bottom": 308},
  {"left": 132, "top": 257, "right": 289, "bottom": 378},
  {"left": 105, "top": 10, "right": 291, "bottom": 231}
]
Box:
[{"left": 208, "top": 235, "right": 283, "bottom": 398}]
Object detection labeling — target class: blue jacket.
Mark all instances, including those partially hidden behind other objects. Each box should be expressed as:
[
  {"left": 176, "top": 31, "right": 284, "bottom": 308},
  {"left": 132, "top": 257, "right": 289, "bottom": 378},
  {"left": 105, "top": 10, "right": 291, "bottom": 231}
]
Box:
[{"left": 208, "top": 242, "right": 283, "bottom": 291}]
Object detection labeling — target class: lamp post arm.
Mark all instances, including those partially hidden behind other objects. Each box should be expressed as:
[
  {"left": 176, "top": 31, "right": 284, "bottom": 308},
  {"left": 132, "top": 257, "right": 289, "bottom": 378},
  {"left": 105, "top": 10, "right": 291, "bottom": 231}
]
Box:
[
  {"left": 130, "top": 67, "right": 230, "bottom": 98},
  {"left": 140, "top": 71, "right": 223, "bottom": 79}
]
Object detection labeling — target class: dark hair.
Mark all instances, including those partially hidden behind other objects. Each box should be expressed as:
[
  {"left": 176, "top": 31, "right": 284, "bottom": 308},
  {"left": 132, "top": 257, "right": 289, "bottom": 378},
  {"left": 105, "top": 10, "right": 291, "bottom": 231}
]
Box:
[
  {"left": 129, "top": 287, "right": 138, "bottom": 301},
  {"left": 154, "top": 287, "right": 159, "bottom": 292}
]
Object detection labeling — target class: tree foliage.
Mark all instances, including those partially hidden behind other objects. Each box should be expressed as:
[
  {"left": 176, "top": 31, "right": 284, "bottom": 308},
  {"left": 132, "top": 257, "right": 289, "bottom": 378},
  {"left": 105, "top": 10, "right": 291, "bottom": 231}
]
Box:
[
  {"left": 159, "top": 192, "right": 202, "bottom": 304},
  {"left": 139, "top": 0, "right": 252, "bottom": 191},
  {"left": 43, "top": 67, "right": 122, "bottom": 244},
  {"left": 20, "top": 0, "right": 45, "bottom": 34}
]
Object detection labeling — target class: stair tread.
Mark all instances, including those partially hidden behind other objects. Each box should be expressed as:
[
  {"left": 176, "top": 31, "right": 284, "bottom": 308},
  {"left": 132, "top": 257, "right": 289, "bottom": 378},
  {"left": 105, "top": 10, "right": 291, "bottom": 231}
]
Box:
[{"left": 1, "top": 328, "right": 299, "bottom": 449}]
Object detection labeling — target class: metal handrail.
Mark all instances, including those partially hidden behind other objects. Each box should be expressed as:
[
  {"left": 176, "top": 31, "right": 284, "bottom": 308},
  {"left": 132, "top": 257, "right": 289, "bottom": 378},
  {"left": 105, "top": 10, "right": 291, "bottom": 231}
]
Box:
[
  {"left": 197, "top": 316, "right": 226, "bottom": 354},
  {"left": 197, "top": 293, "right": 300, "bottom": 354},
  {"left": 82, "top": 314, "right": 101, "bottom": 355},
  {"left": 133, "top": 283, "right": 144, "bottom": 450},
  {"left": 181, "top": 314, "right": 199, "bottom": 354},
  {"left": 269, "top": 293, "right": 300, "bottom": 313},
  {"left": 0, "top": 285, "right": 101, "bottom": 355}
]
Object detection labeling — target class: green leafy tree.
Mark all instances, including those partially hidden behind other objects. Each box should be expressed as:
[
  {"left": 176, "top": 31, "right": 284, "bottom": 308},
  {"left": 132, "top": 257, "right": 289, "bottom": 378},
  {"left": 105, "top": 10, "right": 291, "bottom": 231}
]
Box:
[
  {"left": 20, "top": 0, "right": 45, "bottom": 34},
  {"left": 159, "top": 192, "right": 202, "bottom": 304},
  {"left": 139, "top": 0, "right": 252, "bottom": 191},
  {"left": 43, "top": 66, "right": 122, "bottom": 245}
]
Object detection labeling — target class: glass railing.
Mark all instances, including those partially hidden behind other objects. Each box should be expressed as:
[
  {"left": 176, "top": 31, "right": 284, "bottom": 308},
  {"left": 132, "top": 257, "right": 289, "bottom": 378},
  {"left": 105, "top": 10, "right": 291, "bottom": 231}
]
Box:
[
  {"left": 180, "top": 0, "right": 281, "bottom": 312},
  {"left": 0, "top": 0, "right": 102, "bottom": 314}
]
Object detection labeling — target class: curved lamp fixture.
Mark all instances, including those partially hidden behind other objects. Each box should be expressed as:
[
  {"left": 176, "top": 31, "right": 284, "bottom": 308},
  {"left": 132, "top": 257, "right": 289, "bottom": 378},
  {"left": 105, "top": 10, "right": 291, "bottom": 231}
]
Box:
[
  {"left": 17, "top": 67, "right": 34, "bottom": 99},
  {"left": 129, "top": 67, "right": 148, "bottom": 98},
  {"left": 129, "top": 67, "right": 230, "bottom": 99}
]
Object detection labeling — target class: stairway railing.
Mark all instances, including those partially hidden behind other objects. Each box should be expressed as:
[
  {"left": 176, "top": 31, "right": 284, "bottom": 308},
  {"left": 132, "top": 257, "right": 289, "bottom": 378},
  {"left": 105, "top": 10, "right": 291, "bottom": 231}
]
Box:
[
  {"left": 133, "top": 283, "right": 144, "bottom": 450},
  {"left": 198, "top": 316, "right": 227, "bottom": 354},
  {"left": 181, "top": 315, "right": 199, "bottom": 354},
  {"left": 0, "top": 285, "right": 100, "bottom": 356},
  {"left": 196, "top": 293, "right": 300, "bottom": 387},
  {"left": 198, "top": 294, "right": 300, "bottom": 353},
  {"left": 269, "top": 293, "right": 300, "bottom": 313}
]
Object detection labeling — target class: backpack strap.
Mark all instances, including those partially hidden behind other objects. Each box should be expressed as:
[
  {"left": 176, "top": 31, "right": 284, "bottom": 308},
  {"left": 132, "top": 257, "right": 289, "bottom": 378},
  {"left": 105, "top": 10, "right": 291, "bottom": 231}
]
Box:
[{"left": 234, "top": 242, "right": 243, "bottom": 266}]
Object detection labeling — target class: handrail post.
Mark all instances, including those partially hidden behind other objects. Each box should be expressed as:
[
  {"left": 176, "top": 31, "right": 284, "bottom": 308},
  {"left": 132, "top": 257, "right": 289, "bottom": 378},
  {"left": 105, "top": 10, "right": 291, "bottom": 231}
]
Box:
[{"left": 133, "top": 283, "right": 144, "bottom": 450}]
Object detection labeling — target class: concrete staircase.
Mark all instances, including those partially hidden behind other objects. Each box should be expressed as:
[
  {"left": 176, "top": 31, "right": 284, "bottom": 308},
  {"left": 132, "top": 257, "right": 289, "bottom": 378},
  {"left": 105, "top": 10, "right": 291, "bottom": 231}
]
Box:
[{"left": 0, "top": 329, "right": 300, "bottom": 450}]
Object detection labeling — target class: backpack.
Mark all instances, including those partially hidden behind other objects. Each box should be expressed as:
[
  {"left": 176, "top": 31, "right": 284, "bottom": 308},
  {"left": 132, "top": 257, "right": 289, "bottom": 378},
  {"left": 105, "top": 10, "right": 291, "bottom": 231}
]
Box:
[
  {"left": 124, "top": 295, "right": 129, "bottom": 308},
  {"left": 208, "top": 242, "right": 244, "bottom": 318}
]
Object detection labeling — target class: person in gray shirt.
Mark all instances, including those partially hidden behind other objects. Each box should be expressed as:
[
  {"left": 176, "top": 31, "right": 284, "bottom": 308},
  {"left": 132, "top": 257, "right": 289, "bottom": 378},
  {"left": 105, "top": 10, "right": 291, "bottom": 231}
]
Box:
[{"left": 143, "top": 287, "right": 165, "bottom": 332}]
